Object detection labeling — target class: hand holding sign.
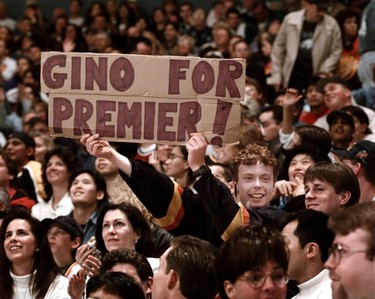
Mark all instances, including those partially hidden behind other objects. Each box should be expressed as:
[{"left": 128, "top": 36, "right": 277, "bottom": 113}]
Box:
[
  {"left": 186, "top": 133, "right": 208, "bottom": 172},
  {"left": 81, "top": 133, "right": 113, "bottom": 160}
]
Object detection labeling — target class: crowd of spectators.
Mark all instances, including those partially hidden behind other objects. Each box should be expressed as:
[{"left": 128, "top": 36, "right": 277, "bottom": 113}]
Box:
[{"left": 1, "top": 0, "right": 375, "bottom": 298}]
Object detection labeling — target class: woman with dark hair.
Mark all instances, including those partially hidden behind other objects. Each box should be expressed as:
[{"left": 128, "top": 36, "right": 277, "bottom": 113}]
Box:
[
  {"left": 32, "top": 147, "right": 81, "bottom": 220},
  {"left": 95, "top": 203, "right": 154, "bottom": 255},
  {"left": 0, "top": 209, "right": 69, "bottom": 299},
  {"left": 335, "top": 9, "right": 361, "bottom": 89},
  {"left": 76, "top": 202, "right": 159, "bottom": 276},
  {"left": 273, "top": 146, "right": 331, "bottom": 212},
  {"left": 163, "top": 145, "right": 194, "bottom": 187},
  {"left": 69, "top": 203, "right": 160, "bottom": 299},
  {"left": 69, "top": 169, "right": 109, "bottom": 244}
]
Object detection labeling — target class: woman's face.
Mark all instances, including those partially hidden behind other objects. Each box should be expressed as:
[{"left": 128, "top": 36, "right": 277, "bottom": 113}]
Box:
[
  {"left": 4, "top": 219, "right": 38, "bottom": 269},
  {"left": 102, "top": 209, "right": 139, "bottom": 252},
  {"left": 288, "top": 154, "right": 314, "bottom": 183},
  {"left": 164, "top": 146, "right": 188, "bottom": 179},
  {"left": 46, "top": 155, "right": 69, "bottom": 186},
  {"left": 343, "top": 17, "right": 358, "bottom": 38},
  {"left": 70, "top": 173, "right": 101, "bottom": 206},
  {"left": 33, "top": 136, "right": 47, "bottom": 162}
]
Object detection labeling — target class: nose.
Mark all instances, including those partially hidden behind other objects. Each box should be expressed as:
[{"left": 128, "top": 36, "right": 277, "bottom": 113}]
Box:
[
  {"left": 305, "top": 189, "right": 314, "bottom": 199},
  {"left": 107, "top": 224, "right": 115, "bottom": 233},
  {"left": 9, "top": 232, "right": 17, "bottom": 242},
  {"left": 262, "top": 275, "right": 276, "bottom": 291},
  {"left": 253, "top": 178, "right": 262, "bottom": 188},
  {"left": 324, "top": 254, "right": 336, "bottom": 270}
]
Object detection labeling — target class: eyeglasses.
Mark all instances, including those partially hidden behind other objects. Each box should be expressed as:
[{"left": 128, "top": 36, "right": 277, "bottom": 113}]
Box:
[
  {"left": 329, "top": 243, "right": 368, "bottom": 265},
  {"left": 237, "top": 270, "right": 288, "bottom": 289},
  {"left": 169, "top": 153, "right": 185, "bottom": 160}
]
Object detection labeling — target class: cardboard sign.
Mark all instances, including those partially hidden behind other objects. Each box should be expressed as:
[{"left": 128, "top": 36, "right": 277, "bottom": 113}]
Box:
[{"left": 41, "top": 52, "right": 245, "bottom": 145}]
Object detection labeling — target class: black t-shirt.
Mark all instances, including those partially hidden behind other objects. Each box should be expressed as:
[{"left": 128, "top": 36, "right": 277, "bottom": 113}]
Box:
[{"left": 289, "top": 20, "right": 317, "bottom": 92}]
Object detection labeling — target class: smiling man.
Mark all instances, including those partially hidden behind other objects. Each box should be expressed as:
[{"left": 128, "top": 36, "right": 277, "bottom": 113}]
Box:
[
  {"left": 314, "top": 76, "right": 375, "bottom": 133},
  {"left": 325, "top": 202, "right": 375, "bottom": 299},
  {"left": 304, "top": 161, "right": 360, "bottom": 216}
]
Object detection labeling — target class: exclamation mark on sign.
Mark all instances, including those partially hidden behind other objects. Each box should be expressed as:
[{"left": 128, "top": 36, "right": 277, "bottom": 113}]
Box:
[{"left": 211, "top": 100, "right": 233, "bottom": 145}]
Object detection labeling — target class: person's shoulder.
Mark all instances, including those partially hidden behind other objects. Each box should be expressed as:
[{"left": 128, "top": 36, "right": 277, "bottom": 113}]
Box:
[
  {"left": 45, "top": 274, "right": 70, "bottom": 299},
  {"left": 285, "top": 9, "right": 305, "bottom": 20}
]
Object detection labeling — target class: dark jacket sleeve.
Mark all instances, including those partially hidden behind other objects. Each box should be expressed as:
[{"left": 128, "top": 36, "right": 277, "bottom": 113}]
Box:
[
  {"left": 193, "top": 170, "right": 249, "bottom": 241},
  {"left": 119, "top": 159, "right": 246, "bottom": 245}
]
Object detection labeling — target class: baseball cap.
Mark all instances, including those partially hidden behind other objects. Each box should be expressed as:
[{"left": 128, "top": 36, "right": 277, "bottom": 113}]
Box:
[
  {"left": 332, "top": 140, "right": 375, "bottom": 170},
  {"left": 316, "top": 76, "right": 350, "bottom": 93},
  {"left": 7, "top": 132, "right": 36, "bottom": 149},
  {"left": 42, "top": 216, "right": 84, "bottom": 240},
  {"left": 327, "top": 110, "right": 355, "bottom": 129}
]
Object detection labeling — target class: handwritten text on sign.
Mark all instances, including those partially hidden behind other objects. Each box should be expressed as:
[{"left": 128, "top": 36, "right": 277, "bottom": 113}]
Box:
[{"left": 41, "top": 52, "right": 245, "bottom": 144}]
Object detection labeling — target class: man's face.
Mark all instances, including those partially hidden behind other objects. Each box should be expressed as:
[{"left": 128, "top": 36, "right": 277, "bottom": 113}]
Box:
[
  {"left": 95, "top": 157, "right": 119, "bottom": 177},
  {"left": 306, "top": 85, "right": 325, "bottom": 108},
  {"left": 259, "top": 111, "right": 281, "bottom": 142},
  {"left": 329, "top": 117, "right": 354, "bottom": 146},
  {"left": 47, "top": 224, "right": 78, "bottom": 261},
  {"left": 152, "top": 247, "right": 173, "bottom": 299},
  {"left": 5, "top": 138, "right": 33, "bottom": 165},
  {"left": 225, "top": 260, "right": 287, "bottom": 299},
  {"left": 325, "top": 229, "right": 375, "bottom": 299},
  {"left": 304, "top": 179, "right": 345, "bottom": 216},
  {"left": 323, "top": 83, "right": 351, "bottom": 111},
  {"left": 282, "top": 220, "right": 306, "bottom": 281},
  {"left": 303, "top": 1, "right": 324, "bottom": 23},
  {"left": 236, "top": 162, "right": 274, "bottom": 209}
]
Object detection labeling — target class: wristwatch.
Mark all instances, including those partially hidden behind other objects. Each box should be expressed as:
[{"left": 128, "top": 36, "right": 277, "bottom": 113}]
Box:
[{"left": 192, "top": 165, "right": 210, "bottom": 178}]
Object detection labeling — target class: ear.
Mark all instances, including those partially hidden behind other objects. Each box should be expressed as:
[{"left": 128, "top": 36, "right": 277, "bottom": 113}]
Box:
[
  {"left": 228, "top": 180, "right": 236, "bottom": 195},
  {"left": 359, "top": 123, "right": 368, "bottom": 134},
  {"left": 344, "top": 87, "right": 352, "bottom": 98},
  {"left": 26, "top": 147, "right": 34, "bottom": 158},
  {"left": 144, "top": 277, "right": 153, "bottom": 297},
  {"left": 305, "top": 242, "right": 320, "bottom": 259},
  {"left": 339, "top": 191, "right": 351, "bottom": 206},
  {"left": 352, "top": 162, "right": 362, "bottom": 175},
  {"left": 96, "top": 191, "right": 104, "bottom": 200},
  {"left": 134, "top": 229, "right": 141, "bottom": 242},
  {"left": 223, "top": 280, "right": 236, "bottom": 299},
  {"left": 71, "top": 237, "right": 81, "bottom": 250},
  {"left": 167, "top": 269, "right": 179, "bottom": 290}
]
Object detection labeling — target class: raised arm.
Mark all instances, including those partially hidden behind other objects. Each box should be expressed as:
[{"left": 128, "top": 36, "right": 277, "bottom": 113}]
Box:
[
  {"left": 80, "top": 134, "right": 132, "bottom": 176},
  {"left": 281, "top": 88, "right": 302, "bottom": 135}
]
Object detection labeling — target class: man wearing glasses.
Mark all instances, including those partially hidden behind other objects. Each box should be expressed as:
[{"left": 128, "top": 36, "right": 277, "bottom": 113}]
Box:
[
  {"left": 216, "top": 224, "right": 289, "bottom": 299},
  {"left": 325, "top": 202, "right": 375, "bottom": 299}
]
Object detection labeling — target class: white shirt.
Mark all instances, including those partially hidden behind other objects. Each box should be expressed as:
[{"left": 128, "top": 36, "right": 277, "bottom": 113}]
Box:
[
  {"left": 292, "top": 269, "right": 332, "bottom": 299},
  {"left": 31, "top": 192, "right": 73, "bottom": 221},
  {"left": 11, "top": 271, "right": 70, "bottom": 299}
]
